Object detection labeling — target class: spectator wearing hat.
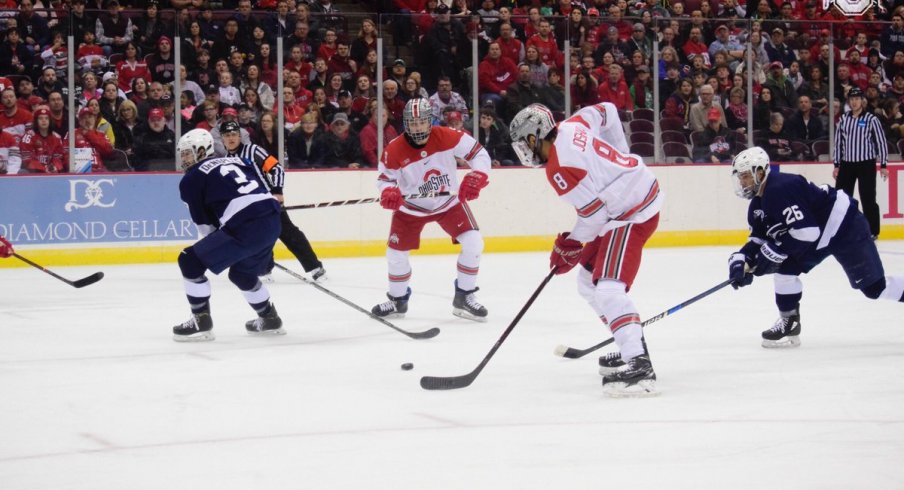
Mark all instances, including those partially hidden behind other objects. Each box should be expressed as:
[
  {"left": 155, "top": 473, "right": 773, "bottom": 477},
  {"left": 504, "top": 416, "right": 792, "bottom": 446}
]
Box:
[
  {"left": 763, "top": 61, "right": 798, "bottom": 110},
  {"left": 96, "top": 0, "right": 134, "bottom": 56},
  {"left": 14, "top": 78, "right": 40, "bottom": 112},
  {"left": 626, "top": 23, "right": 652, "bottom": 61},
  {"left": 68, "top": 106, "right": 114, "bottom": 172},
  {"left": 19, "top": 107, "right": 63, "bottom": 174},
  {"left": 693, "top": 106, "right": 737, "bottom": 163},
  {"left": 594, "top": 25, "right": 629, "bottom": 67},
  {"left": 322, "top": 112, "right": 363, "bottom": 168},
  {"left": 147, "top": 36, "right": 177, "bottom": 87},
  {"left": 333, "top": 89, "right": 355, "bottom": 120},
  {"left": 211, "top": 107, "right": 251, "bottom": 156},
  {"left": 708, "top": 25, "right": 745, "bottom": 68},
  {"left": 0, "top": 88, "right": 32, "bottom": 138},
  {"left": 630, "top": 64, "right": 654, "bottom": 110},
  {"left": 131, "top": 107, "right": 175, "bottom": 171},
  {"left": 422, "top": 3, "right": 470, "bottom": 89},
  {"left": 387, "top": 58, "right": 408, "bottom": 91},
  {"left": 359, "top": 101, "right": 398, "bottom": 168},
  {"left": 443, "top": 107, "right": 468, "bottom": 134},
  {"left": 765, "top": 27, "right": 796, "bottom": 68}
]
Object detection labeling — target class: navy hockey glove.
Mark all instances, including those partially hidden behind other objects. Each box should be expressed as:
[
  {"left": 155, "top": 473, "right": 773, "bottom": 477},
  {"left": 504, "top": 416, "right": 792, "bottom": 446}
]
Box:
[
  {"left": 753, "top": 242, "right": 787, "bottom": 276},
  {"left": 550, "top": 232, "right": 583, "bottom": 274},
  {"left": 728, "top": 253, "right": 753, "bottom": 289},
  {"left": 380, "top": 187, "right": 403, "bottom": 211}
]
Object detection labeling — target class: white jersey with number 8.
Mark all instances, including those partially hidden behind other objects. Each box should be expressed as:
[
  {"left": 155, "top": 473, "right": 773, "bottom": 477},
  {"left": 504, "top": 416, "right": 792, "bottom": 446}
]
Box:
[{"left": 546, "top": 102, "right": 662, "bottom": 242}]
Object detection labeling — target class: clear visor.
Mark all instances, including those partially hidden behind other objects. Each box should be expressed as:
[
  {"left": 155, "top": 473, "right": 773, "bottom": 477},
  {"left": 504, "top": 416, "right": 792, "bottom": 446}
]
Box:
[
  {"left": 732, "top": 169, "right": 756, "bottom": 199},
  {"left": 180, "top": 148, "right": 197, "bottom": 170},
  {"left": 511, "top": 140, "right": 541, "bottom": 167}
]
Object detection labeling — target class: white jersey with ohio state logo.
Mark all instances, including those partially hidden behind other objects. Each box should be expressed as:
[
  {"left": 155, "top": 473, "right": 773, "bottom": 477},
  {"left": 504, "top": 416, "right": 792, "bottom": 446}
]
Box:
[
  {"left": 377, "top": 126, "right": 491, "bottom": 217},
  {"left": 547, "top": 102, "right": 662, "bottom": 242}
]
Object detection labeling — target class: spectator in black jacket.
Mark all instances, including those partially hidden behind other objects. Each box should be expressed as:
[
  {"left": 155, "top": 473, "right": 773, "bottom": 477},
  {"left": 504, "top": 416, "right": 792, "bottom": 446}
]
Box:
[
  {"left": 692, "top": 107, "right": 737, "bottom": 163},
  {"left": 287, "top": 112, "right": 327, "bottom": 168},
  {"left": 322, "top": 112, "right": 363, "bottom": 168},
  {"left": 477, "top": 108, "right": 515, "bottom": 166},
  {"left": 131, "top": 108, "right": 175, "bottom": 171},
  {"left": 0, "top": 29, "right": 34, "bottom": 78},
  {"left": 785, "top": 95, "right": 825, "bottom": 144},
  {"left": 755, "top": 112, "right": 796, "bottom": 162}
]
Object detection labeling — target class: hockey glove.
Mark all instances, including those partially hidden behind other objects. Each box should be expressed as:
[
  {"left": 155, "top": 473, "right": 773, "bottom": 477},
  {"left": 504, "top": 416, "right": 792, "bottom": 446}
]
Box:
[
  {"left": 728, "top": 253, "right": 753, "bottom": 289},
  {"left": 459, "top": 171, "right": 489, "bottom": 201},
  {"left": 753, "top": 242, "right": 787, "bottom": 276},
  {"left": 380, "top": 186, "right": 403, "bottom": 211},
  {"left": 0, "top": 235, "right": 12, "bottom": 258},
  {"left": 549, "top": 232, "right": 583, "bottom": 274}
]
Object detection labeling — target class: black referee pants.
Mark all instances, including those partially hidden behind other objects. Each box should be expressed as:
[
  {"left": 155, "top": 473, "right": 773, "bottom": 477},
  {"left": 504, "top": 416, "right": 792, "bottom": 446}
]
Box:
[
  {"left": 836, "top": 159, "right": 880, "bottom": 237},
  {"left": 267, "top": 209, "right": 323, "bottom": 273}
]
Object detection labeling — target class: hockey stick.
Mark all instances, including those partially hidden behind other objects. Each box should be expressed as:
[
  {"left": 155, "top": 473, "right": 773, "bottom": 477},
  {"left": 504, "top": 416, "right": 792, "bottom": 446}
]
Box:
[
  {"left": 273, "top": 263, "right": 440, "bottom": 340},
  {"left": 12, "top": 253, "right": 105, "bottom": 288},
  {"left": 420, "top": 267, "right": 557, "bottom": 390},
  {"left": 553, "top": 278, "right": 733, "bottom": 359},
  {"left": 283, "top": 192, "right": 453, "bottom": 211}
]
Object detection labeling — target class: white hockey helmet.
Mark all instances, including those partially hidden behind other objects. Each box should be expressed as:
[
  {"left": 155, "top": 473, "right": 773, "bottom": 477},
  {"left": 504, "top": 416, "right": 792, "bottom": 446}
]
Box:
[
  {"left": 178, "top": 128, "right": 215, "bottom": 170},
  {"left": 731, "top": 146, "right": 771, "bottom": 199},
  {"left": 509, "top": 103, "right": 556, "bottom": 167},
  {"left": 403, "top": 98, "right": 433, "bottom": 145}
]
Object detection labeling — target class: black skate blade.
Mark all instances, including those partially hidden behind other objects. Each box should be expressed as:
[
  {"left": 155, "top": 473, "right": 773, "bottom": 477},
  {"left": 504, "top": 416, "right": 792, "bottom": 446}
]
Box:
[{"left": 72, "top": 272, "right": 105, "bottom": 288}]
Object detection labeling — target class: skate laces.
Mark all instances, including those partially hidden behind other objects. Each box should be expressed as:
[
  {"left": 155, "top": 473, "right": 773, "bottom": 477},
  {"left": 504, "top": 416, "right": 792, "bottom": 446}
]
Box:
[
  {"left": 463, "top": 292, "right": 484, "bottom": 310},
  {"left": 768, "top": 317, "right": 791, "bottom": 334},
  {"left": 376, "top": 300, "right": 398, "bottom": 314},
  {"left": 180, "top": 316, "right": 200, "bottom": 331},
  {"left": 602, "top": 352, "right": 622, "bottom": 362}
]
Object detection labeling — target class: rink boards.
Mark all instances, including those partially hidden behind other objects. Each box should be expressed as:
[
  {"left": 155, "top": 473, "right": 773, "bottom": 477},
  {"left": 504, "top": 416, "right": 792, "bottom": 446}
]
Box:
[{"left": 2, "top": 162, "right": 903, "bottom": 266}]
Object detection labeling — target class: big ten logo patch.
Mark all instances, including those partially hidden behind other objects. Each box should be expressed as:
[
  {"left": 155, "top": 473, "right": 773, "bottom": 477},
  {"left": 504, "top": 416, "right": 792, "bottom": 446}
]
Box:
[{"left": 65, "top": 179, "right": 117, "bottom": 212}]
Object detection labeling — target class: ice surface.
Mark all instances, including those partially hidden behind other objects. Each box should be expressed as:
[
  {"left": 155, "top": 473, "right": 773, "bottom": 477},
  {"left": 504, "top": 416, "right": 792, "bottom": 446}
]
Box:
[{"left": 2, "top": 245, "right": 904, "bottom": 489}]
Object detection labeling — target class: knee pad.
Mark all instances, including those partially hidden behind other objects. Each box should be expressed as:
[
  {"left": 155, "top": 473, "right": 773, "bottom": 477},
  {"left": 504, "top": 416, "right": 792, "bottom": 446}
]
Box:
[
  {"left": 228, "top": 268, "right": 259, "bottom": 291},
  {"left": 861, "top": 277, "right": 886, "bottom": 300},
  {"left": 456, "top": 230, "right": 484, "bottom": 255},
  {"left": 178, "top": 247, "right": 206, "bottom": 280},
  {"left": 774, "top": 274, "right": 803, "bottom": 295},
  {"left": 594, "top": 280, "right": 636, "bottom": 322}
]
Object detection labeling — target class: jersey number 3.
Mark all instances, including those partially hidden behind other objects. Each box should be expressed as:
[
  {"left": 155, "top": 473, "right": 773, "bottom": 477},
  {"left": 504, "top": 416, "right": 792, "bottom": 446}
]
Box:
[{"left": 221, "top": 164, "right": 260, "bottom": 194}]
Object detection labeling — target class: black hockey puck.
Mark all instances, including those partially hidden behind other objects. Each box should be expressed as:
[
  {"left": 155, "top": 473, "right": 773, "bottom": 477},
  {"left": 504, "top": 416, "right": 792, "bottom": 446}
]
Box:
[{"left": 401, "top": 362, "right": 414, "bottom": 371}]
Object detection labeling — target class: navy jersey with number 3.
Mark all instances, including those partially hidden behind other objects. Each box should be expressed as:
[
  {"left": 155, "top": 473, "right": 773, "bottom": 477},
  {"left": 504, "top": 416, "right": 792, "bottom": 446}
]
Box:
[{"left": 180, "top": 156, "right": 279, "bottom": 230}]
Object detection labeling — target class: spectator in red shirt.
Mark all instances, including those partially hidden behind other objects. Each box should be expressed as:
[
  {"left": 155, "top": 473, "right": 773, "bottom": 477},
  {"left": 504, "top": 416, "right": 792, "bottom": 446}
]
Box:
[
  {"left": 846, "top": 49, "right": 871, "bottom": 91},
  {"left": 597, "top": 64, "right": 633, "bottom": 112},
  {"left": 0, "top": 88, "right": 32, "bottom": 138},
  {"left": 526, "top": 19, "right": 561, "bottom": 69},
  {"left": 317, "top": 28, "right": 339, "bottom": 62},
  {"left": 282, "top": 86, "right": 307, "bottom": 132},
  {"left": 68, "top": 107, "right": 114, "bottom": 172},
  {"left": 478, "top": 42, "right": 518, "bottom": 109},
  {"left": 19, "top": 107, "right": 64, "bottom": 174},
  {"left": 495, "top": 22, "right": 524, "bottom": 65},
  {"left": 327, "top": 39, "right": 357, "bottom": 90},
  {"left": 359, "top": 100, "right": 398, "bottom": 167}
]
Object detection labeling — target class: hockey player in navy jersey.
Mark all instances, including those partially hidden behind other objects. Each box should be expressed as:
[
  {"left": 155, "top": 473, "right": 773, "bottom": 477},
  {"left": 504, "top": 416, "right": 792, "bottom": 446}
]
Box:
[
  {"left": 728, "top": 147, "right": 904, "bottom": 348},
  {"left": 173, "top": 129, "right": 284, "bottom": 342}
]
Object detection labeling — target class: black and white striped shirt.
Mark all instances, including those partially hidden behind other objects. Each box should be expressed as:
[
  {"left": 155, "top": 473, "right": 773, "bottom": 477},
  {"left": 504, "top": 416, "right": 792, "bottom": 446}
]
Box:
[
  {"left": 227, "top": 143, "right": 285, "bottom": 194},
  {"left": 833, "top": 110, "right": 888, "bottom": 168}
]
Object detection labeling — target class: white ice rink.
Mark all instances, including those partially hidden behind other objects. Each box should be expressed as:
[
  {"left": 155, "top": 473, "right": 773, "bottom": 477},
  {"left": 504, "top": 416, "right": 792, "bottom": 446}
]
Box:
[{"left": 2, "top": 245, "right": 904, "bottom": 489}]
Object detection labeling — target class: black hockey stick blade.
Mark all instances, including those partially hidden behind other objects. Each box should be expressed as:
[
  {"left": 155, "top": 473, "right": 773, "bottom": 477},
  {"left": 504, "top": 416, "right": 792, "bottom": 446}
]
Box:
[
  {"left": 420, "top": 268, "right": 557, "bottom": 390},
  {"left": 553, "top": 278, "right": 733, "bottom": 359},
  {"left": 13, "top": 253, "right": 105, "bottom": 288},
  {"left": 273, "top": 263, "right": 439, "bottom": 339},
  {"left": 284, "top": 192, "right": 452, "bottom": 211}
]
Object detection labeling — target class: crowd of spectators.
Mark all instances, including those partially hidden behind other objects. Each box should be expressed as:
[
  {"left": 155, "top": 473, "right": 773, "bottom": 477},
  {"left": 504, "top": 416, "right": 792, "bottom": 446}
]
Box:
[{"left": 0, "top": 0, "right": 903, "bottom": 173}]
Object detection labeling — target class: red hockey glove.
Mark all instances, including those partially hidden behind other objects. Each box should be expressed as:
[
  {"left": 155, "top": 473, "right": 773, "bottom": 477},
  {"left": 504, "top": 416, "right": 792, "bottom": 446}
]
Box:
[
  {"left": 380, "top": 186, "right": 403, "bottom": 211},
  {"left": 0, "top": 235, "right": 13, "bottom": 259},
  {"left": 459, "top": 171, "right": 489, "bottom": 201},
  {"left": 549, "top": 232, "right": 583, "bottom": 274}
]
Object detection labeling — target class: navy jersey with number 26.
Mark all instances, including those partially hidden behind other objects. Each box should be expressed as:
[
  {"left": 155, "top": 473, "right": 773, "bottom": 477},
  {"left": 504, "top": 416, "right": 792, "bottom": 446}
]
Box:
[{"left": 179, "top": 156, "right": 279, "bottom": 230}]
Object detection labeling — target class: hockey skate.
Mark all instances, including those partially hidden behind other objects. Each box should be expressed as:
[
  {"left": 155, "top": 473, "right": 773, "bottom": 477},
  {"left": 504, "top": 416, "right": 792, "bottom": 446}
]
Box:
[
  {"left": 310, "top": 267, "right": 327, "bottom": 282},
  {"left": 173, "top": 312, "right": 214, "bottom": 342},
  {"left": 598, "top": 351, "right": 626, "bottom": 376},
  {"left": 601, "top": 354, "right": 659, "bottom": 398},
  {"left": 245, "top": 305, "right": 285, "bottom": 336},
  {"left": 452, "top": 280, "right": 488, "bottom": 323},
  {"left": 372, "top": 288, "right": 411, "bottom": 319},
  {"left": 762, "top": 311, "right": 801, "bottom": 348}
]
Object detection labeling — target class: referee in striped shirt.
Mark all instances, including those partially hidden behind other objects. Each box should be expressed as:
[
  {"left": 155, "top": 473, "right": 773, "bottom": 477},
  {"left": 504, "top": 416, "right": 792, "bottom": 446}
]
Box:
[
  {"left": 833, "top": 87, "right": 889, "bottom": 239},
  {"left": 221, "top": 121, "right": 327, "bottom": 281}
]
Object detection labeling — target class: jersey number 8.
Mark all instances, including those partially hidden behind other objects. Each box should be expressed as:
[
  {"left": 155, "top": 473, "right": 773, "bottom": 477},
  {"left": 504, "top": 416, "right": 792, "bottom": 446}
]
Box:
[{"left": 593, "top": 139, "right": 638, "bottom": 168}]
